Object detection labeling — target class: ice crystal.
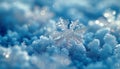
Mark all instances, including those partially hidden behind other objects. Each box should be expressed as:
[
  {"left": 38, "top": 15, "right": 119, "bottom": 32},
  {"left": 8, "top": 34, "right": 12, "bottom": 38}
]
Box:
[
  {"left": 0, "top": 0, "right": 120, "bottom": 69},
  {"left": 51, "top": 18, "right": 86, "bottom": 48}
]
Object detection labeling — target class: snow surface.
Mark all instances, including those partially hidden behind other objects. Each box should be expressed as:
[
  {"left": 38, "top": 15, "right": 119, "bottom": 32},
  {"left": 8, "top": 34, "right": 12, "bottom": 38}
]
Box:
[{"left": 0, "top": 0, "right": 120, "bottom": 69}]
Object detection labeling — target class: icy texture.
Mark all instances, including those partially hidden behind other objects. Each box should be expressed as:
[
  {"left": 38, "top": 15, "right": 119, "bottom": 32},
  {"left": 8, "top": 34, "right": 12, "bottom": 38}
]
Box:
[{"left": 0, "top": 0, "right": 120, "bottom": 69}]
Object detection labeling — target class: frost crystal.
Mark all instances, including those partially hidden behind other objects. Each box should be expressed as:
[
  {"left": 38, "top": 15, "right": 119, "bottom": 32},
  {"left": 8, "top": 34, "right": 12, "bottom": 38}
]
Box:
[
  {"left": 51, "top": 18, "right": 86, "bottom": 47},
  {"left": 0, "top": 0, "right": 120, "bottom": 69}
]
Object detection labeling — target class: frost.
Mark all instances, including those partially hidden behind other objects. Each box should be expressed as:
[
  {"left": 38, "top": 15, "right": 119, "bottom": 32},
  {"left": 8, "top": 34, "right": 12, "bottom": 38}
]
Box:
[
  {"left": 51, "top": 18, "right": 86, "bottom": 47},
  {"left": 88, "top": 39, "right": 100, "bottom": 52},
  {"left": 0, "top": 0, "right": 120, "bottom": 69},
  {"left": 104, "top": 33, "right": 117, "bottom": 49},
  {"left": 87, "top": 39, "right": 100, "bottom": 59},
  {"left": 100, "top": 44, "right": 113, "bottom": 59},
  {"left": 85, "top": 62, "right": 107, "bottom": 69}
]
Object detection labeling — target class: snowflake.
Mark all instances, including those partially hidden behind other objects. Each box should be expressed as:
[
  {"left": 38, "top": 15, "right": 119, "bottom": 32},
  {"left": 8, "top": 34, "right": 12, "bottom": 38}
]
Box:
[{"left": 50, "top": 18, "right": 86, "bottom": 47}]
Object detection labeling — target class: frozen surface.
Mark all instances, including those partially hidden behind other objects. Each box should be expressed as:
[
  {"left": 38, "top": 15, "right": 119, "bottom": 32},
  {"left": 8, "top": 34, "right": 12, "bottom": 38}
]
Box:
[{"left": 0, "top": 0, "right": 120, "bottom": 69}]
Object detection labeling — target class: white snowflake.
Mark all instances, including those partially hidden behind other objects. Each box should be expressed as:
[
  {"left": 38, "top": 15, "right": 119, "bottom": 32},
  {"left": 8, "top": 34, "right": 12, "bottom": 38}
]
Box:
[{"left": 50, "top": 18, "right": 86, "bottom": 47}]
